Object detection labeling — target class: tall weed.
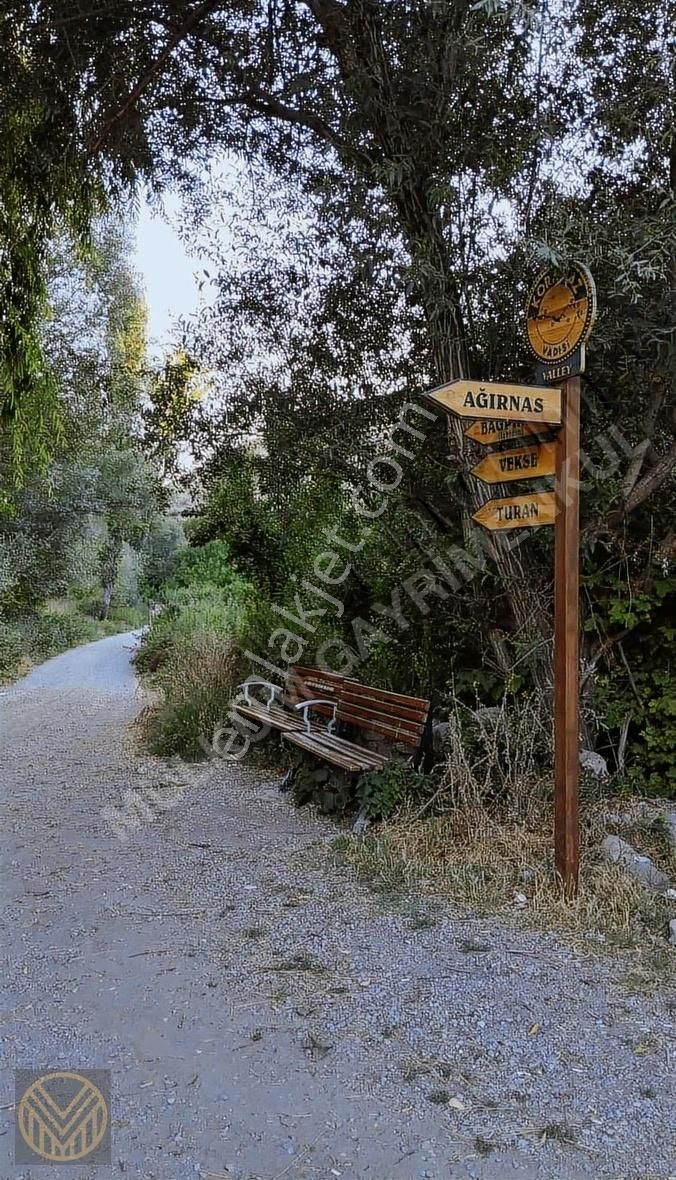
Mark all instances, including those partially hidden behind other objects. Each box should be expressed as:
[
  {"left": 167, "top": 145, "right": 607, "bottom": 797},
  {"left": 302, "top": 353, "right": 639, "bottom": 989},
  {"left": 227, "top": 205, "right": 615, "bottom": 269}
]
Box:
[
  {"left": 140, "top": 632, "right": 242, "bottom": 757},
  {"left": 134, "top": 543, "right": 257, "bottom": 755}
]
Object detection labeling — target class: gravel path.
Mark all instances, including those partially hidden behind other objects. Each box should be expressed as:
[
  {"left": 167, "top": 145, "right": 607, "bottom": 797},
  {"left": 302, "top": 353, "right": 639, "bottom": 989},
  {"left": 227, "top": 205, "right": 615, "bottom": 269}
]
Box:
[{"left": 0, "top": 632, "right": 673, "bottom": 1179}]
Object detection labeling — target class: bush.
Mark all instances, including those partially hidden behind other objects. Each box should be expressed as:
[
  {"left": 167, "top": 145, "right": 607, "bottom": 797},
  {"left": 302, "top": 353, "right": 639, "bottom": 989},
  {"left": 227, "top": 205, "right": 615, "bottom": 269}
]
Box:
[
  {"left": 357, "top": 762, "right": 428, "bottom": 819},
  {"left": 133, "top": 613, "right": 175, "bottom": 672},
  {"left": 141, "top": 632, "right": 241, "bottom": 757},
  {"left": 0, "top": 621, "right": 25, "bottom": 681},
  {"left": 134, "top": 541, "right": 258, "bottom": 755},
  {"left": 170, "top": 539, "right": 238, "bottom": 591},
  {"left": 26, "top": 611, "right": 97, "bottom": 659},
  {"left": 437, "top": 693, "right": 552, "bottom": 817}
]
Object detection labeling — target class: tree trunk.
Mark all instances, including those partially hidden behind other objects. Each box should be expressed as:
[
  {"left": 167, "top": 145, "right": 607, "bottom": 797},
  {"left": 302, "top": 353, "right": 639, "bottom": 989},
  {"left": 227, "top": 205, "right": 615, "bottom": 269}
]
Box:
[
  {"left": 100, "top": 538, "right": 122, "bottom": 621},
  {"left": 402, "top": 205, "right": 554, "bottom": 699}
]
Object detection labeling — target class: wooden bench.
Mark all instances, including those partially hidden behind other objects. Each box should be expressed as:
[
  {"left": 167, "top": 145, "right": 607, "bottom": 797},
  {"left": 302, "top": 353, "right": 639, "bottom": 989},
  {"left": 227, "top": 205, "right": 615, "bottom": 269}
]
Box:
[
  {"left": 283, "top": 680, "right": 432, "bottom": 774},
  {"left": 234, "top": 665, "right": 344, "bottom": 737}
]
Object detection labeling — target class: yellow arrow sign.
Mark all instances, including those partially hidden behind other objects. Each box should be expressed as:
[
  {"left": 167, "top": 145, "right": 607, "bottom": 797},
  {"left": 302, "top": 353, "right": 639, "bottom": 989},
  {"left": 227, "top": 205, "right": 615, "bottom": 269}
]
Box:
[
  {"left": 464, "top": 418, "right": 551, "bottom": 446},
  {"left": 427, "top": 379, "right": 561, "bottom": 424},
  {"left": 472, "top": 491, "right": 556, "bottom": 531},
  {"left": 472, "top": 441, "right": 556, "bottom": 485}
]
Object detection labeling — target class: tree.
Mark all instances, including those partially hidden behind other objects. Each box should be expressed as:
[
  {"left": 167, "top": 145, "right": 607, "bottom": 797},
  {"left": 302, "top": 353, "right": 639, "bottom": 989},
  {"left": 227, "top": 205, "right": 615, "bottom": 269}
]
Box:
[
  {"left": 1, "top": 218, "right": 165, "bottom": 623},
  {"left": 1, "top": 2, "right": 674, "bottom": 771},
  {"left": 94, "top": 449, "right": 161, "bottom": 617}
]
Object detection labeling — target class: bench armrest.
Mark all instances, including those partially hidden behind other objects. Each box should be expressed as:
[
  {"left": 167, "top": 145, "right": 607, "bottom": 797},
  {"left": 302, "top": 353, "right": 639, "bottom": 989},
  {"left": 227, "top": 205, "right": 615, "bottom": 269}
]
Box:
[
  {"left": 294, "top": 699, "right": 337, "bottom": 735},
  {"left": 237, "top": 680, "right": 283, "bottom": 708}
]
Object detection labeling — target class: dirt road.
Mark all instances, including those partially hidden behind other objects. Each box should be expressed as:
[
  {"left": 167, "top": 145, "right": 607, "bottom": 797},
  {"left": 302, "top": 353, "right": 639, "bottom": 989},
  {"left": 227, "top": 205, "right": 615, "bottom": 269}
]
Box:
[{"left": 0, "top": 634, "right": 672, "bottom": 1178}]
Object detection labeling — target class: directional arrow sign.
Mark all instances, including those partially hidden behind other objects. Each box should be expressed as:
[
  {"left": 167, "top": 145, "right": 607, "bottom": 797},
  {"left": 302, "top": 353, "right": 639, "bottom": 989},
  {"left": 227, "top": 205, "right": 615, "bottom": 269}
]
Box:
[
  {"left": 473, "top": 491, "right": 556, "bottom": 531},
  {"left": 427, "top": 379, "right": 561, "bottom": 424},
  {"left": 471, "top": 441, "right": 556, "bottom": 485},
  {"left": 464, "top": 418, "right": 551, "bottom": 446}
]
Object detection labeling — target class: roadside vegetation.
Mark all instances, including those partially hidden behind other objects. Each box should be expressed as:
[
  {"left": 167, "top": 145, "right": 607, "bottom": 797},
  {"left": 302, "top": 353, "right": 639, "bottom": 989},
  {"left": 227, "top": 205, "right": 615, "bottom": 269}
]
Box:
[
  {"left": 122, "top": 2, "right": 672, "bottom": 801},
  {"left": 135, "top": 540, "right": 253, "bottom": 756},
  {"left": 0, "top": 599, "right": 145, "bottom": 685},
  {"left": 0, "top": 224, "right": 183, "bottom": 684},
  {"left": 333, "top": 776, "right": 675, "bottom": 989},
  {"left": 1, "top": 2, "right": 673, "bottom": 948}
]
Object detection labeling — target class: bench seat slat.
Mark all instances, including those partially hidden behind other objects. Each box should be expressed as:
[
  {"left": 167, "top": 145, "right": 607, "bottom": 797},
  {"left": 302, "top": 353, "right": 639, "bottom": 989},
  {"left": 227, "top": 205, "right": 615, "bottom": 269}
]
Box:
[
  {"left": 284, "top": 731, "right": 385, "bottom": 772},
  {"left": 297, "top": 730, "right": 388, "bottom": 765},
  {"left": 283, "top": 734, "right": 363, "bottom": 771},
  {"left": 236, "top": 703, "right": 305, "bottom": 732}
]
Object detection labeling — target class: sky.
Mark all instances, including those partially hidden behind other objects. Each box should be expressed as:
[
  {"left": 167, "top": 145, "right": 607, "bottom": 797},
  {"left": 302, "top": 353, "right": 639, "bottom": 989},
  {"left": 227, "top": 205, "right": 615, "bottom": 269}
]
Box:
[{"left": 133, "top": 193, "right": 204, "bottom": 358}]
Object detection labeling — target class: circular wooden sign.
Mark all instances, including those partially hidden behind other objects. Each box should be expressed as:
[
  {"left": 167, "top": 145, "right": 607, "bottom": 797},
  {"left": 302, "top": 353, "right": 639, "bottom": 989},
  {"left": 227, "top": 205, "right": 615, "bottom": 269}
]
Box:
[{"left": 525, "top": 264, "right": 596, "bottom": 364}]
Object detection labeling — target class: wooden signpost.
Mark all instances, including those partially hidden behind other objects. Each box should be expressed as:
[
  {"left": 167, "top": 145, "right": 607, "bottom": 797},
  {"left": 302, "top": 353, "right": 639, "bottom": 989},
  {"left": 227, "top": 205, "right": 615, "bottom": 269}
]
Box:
[
  {"left": 464, "top": 419, "right": 544, "bottom": 446},
  {"left": 472, "top": 441, "right": 556, "bottom": 484},
  {"left": 426, "top": 263, "right": 596, "bottom": 895},
  {"left": 526, "top": 264, "right": 596, "bottom": 895},
  {"left": 427, "top": 379, "right": 561, "bottom": 425},
  {"left": 472, "top": 491, "right": 557, "bottom": 531}
]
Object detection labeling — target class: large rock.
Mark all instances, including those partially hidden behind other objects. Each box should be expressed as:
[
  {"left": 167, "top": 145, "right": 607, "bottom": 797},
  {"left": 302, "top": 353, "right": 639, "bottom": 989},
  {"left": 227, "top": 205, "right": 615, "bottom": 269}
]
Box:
[
  {"left": 432, "top": 721, "right": 453, "bottom": 752},
  {"left": 669, "top": 919, "right": 676, "bottom": 947},
  {"left": 580, "top": 749, "right": 609, "bottom": 779},
  {"left": 601, "top": 835, "right": 670, "bottom": 891},
  {"left": 663, "top": 810, "right": 676, "bottom": 851}
]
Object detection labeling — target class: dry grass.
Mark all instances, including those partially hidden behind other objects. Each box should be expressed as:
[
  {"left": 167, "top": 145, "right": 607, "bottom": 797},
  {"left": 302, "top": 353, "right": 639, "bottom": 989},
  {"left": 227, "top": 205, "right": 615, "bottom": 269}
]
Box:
[
  {"left": 336, "top": 798, "right": 674, "bottom": 983},
  {"left": 438, "top": 693, "right": 551, "bottom": 817},
  {"left": 334, "top": 693, "right": 674, "bottom": 980},
  {"left": 137, "top": 631, "right": 242, "bottom": 757}
]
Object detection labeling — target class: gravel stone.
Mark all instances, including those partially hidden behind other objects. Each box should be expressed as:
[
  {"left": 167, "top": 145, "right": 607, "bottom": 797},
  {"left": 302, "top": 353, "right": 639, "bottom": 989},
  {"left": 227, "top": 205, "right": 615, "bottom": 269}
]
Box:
[{"left": 1, "top": 632, "right": 674, "bottom": 1179}]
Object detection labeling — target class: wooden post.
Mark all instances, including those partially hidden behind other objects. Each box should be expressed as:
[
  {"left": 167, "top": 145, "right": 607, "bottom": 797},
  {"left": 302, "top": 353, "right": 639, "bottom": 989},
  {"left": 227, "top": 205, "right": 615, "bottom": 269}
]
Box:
[{"left": 554, "top": 376, "right": 581, "bottom": 894}]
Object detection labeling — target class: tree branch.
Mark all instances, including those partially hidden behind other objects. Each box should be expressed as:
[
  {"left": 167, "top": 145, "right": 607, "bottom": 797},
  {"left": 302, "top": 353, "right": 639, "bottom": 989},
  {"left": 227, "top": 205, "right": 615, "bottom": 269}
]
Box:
[
  {"left": 621, "top": 383, "right": 665, "bottom": 501},
  {"left": 237, "top": 85, "right": 369, "bottom": 165},
  {"left": 623, "top": 437, "right": 676, "bottom": 516},
  {"left": 87, "top": 0, "right": 223, "bottom": 156}
]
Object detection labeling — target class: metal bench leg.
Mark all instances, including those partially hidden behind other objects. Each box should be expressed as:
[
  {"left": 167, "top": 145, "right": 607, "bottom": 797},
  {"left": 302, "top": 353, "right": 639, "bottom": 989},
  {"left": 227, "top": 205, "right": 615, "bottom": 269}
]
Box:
[
  {"left": 351, "top": 771, "right": 370, "bottom": 834},
  {"left": 279, "top": 763, "right": 300, "bottom": 793},
  {"left": 352, "top": 803, "right": 370, "bottom": 835},
  {"left": 414, "top": 706, "right": 435, "bottom": 773}
]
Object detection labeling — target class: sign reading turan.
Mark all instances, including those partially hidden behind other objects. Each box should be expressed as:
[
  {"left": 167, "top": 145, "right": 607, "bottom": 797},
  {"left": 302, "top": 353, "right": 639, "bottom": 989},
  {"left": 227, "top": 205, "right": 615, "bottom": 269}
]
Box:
[{"left": 473, "top": 491, "right": 556, "bottom": 531}]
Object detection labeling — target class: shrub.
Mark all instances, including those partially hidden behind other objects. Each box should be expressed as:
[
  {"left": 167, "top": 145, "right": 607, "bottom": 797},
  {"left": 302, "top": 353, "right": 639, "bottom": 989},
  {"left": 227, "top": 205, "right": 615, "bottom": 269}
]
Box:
[
  {"left": 133, "top": 612, "right": 176, "bottom": 672},
  {"left": 141, "top": 632, "right": 242, "bottom": 757},
  {"left": 437, "top": 693, "right": 552, "bottom": 817},
  {"left": 357, "top": 762, "right": 428, "bottom": 819},
  {"left": 134, "top": 541, "right": 260, "bottom": 756},
  {"left": 0, "top": 622, "right": 25, "bottom": 680},
  {"left": 170, "top": 539, "right": 238, "bottom": 591},
  {"left": 26, "top": 611, "right": 97, "bottom": 659}
]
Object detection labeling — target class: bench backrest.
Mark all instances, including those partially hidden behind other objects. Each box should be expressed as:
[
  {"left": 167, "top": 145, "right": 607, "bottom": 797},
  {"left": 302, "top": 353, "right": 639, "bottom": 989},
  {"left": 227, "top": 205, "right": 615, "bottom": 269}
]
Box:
[
  {"left": 285, "top": 665, "right": 345, "bottom": 722},
  {"left": 337, "top": 681, "right": 430, "bottom": 747}
]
